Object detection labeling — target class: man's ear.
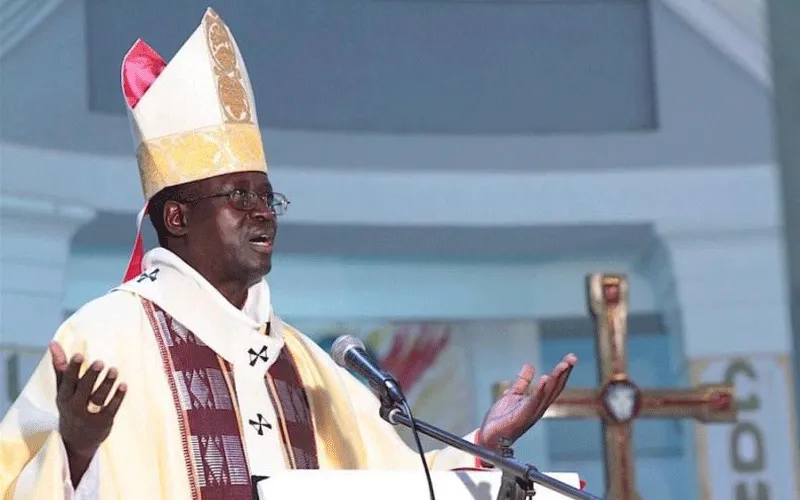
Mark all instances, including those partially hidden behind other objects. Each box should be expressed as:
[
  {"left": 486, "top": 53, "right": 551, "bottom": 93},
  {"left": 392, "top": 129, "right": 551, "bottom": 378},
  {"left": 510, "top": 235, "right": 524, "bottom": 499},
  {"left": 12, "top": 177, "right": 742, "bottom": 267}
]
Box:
[{"left": 163, "top": 200, "right": 189, "bottom": 237}]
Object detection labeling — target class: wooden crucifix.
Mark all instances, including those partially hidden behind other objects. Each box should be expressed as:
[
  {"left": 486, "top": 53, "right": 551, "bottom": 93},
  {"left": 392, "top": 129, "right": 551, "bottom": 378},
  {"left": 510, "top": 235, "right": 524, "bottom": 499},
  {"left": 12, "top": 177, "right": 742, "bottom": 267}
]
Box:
[{"left": 493, "top": 273, "right": 738, "bottom": 500}]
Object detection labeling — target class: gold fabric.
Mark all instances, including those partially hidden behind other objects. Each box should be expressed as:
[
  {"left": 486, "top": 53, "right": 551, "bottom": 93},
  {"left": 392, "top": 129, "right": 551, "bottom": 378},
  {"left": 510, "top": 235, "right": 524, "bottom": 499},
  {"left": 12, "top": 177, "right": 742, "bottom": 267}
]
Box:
[
  {"left": 205, "top": 9, "right": 253, "bottom": 124},
  {"left": 136, "top": 123, "right": 267, "bottom": 200}
]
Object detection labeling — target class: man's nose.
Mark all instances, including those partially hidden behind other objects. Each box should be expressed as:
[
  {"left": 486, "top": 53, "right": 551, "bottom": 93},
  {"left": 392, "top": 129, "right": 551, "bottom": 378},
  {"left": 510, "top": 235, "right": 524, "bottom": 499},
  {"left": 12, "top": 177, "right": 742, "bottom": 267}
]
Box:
[{"left": 249, "top": 199, "right": 274, "bottom": 220}]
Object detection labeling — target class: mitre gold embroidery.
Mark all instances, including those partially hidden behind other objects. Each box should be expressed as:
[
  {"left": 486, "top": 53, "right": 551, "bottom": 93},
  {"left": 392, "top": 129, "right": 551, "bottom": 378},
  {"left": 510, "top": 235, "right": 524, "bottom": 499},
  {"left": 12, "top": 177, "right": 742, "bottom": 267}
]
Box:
[
  {"left": 204, "top": 9, "right": 252, "bottom": 124},
  {"left": 136, "top": 123, "right": 267, "bottom": 199}
]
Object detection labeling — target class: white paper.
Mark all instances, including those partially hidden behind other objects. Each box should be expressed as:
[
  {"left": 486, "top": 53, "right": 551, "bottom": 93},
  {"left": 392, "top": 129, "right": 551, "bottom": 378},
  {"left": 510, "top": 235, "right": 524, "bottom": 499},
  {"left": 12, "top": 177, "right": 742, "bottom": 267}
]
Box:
[{"left": 257, "top": 470, "right": 582, "bottom": 500}]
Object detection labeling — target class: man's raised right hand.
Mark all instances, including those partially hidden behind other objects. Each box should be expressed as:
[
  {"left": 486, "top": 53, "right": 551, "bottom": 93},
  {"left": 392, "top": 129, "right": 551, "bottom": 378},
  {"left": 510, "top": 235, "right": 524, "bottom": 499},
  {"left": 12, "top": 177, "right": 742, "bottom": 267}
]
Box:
[{"left": 50, "top": 341, "right": 127, "bottom": 487}]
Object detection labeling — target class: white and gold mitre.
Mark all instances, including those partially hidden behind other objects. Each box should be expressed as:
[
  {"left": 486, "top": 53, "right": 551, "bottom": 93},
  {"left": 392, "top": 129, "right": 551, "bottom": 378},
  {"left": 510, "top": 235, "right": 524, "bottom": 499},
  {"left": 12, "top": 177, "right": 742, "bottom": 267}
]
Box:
[{"left": 121, "top": 7, "right": 267, "bottom": 202}]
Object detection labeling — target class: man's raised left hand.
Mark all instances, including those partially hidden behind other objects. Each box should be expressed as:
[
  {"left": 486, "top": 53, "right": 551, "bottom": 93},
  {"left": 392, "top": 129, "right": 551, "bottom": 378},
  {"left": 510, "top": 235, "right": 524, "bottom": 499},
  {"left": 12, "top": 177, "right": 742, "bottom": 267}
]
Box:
[{"left": 477, "top": 354, "right": 577, "bottom": 451}]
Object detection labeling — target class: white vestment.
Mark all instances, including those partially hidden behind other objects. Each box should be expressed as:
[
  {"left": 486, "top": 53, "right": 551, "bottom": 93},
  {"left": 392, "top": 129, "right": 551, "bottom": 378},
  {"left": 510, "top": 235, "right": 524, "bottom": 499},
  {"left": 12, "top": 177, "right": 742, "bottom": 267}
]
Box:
[{"left": 0, "top": 249, "right": 480, "bottom": 499}]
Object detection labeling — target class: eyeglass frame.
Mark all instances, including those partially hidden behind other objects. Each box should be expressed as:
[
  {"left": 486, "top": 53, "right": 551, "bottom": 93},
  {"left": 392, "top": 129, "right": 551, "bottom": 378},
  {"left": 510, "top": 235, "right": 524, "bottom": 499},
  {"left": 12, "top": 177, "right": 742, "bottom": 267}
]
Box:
[{"left": 178, "top": 188, "right": 290, "bottom": 216}]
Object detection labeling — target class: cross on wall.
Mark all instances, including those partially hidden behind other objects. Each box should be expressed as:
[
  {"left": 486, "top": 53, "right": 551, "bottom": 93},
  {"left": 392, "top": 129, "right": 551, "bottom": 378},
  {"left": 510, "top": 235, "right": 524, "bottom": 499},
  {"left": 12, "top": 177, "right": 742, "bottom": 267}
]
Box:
[{"left": 493, "top": 274, "right": 738, "bottom": 500}]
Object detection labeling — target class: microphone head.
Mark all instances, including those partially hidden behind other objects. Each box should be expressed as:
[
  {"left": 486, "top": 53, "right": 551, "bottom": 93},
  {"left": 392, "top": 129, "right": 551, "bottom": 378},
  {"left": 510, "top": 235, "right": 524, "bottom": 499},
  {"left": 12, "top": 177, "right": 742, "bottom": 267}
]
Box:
[{"left": 331, "top": 335, "right": 365, "bottom": 368}]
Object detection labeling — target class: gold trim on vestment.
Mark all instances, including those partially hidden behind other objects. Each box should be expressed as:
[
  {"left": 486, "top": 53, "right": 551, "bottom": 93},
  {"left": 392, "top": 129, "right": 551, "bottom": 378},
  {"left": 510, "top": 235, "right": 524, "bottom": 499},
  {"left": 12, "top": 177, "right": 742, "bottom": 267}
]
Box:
[{"left": 266, "top": 375, "right": 297, "bottom": 469}]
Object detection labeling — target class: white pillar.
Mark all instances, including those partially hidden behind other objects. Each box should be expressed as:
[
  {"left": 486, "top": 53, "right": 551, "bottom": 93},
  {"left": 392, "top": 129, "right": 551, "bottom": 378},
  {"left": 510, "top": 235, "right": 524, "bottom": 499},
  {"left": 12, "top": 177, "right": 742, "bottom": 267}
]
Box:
[
  {"left": 652, "top": 227, "right": 799, "bottom": 500},
  {"left": 0, "top": 195, "right": 95, "bottom": 412},
  {"left": 0, "top": 195, "right": 96, "bottom": 345}
]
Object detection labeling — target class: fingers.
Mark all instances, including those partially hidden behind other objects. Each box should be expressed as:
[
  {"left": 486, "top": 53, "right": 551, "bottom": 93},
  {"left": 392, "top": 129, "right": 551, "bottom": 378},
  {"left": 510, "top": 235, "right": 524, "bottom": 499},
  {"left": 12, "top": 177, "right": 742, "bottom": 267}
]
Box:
[
  {"left": 534, "top": 374, "right": 550, "bottom": 394},
  {"left": 535, "top": 374, "right": 552, "bottom": 401},
  {"left": 506, "top": 354, "right": 579, "bottom": 435},
  {"left": 532, "top": 355, "right": 577, "bottom": 420},
  {"left": 75, "top": 361, "right": 105, "bottom": 404},
  {"left": 531, "top": 374, "right": 556, "bottom": 422},
  {"left": 88, "top": 367, "right": 118, "bottom": 407},
  {"left": 49, "top": 341, "right": 68, "bottom": 371},
  {"left": 49, "top": 341, "right": 69, "bottom": 387},
  {"left": 56, "top": 354, "right": 84, "bottom": 403},
  {"left": 510, "top": 364, "right": 536, "bottom": 394},
  {"left": 548, "top": 359, "right": 575, "bottom": 403},
  {"left": 513, "top": 374, "right": 551, "bottom": 431},
  {"left": 546, "top": 355, "right": 577, "bottom": 402},
  {"left": 547, "top": 377, "right": 569, "bottom": 409},
  {"left": 52, "top": 351, "right": 125, "bottom": 412},
  {"left": 102, "top": 383, "right": 127, "bottom": 417}
]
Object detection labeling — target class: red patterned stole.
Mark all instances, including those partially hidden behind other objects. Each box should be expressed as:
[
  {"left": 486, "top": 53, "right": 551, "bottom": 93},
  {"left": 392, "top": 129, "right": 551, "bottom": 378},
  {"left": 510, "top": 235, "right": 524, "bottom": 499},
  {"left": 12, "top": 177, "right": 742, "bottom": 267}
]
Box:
[
  {"left": 143, "top": 300, "right": 319, "bottom": 500},
  {"left": 258, "top": 346, "right": 318, "bottom": 469}
]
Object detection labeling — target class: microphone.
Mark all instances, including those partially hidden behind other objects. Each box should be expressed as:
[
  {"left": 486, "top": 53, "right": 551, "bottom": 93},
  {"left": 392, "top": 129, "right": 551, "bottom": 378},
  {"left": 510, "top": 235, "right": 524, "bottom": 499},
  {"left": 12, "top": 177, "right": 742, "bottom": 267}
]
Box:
[
  {"left": 331, "top": 334, "right": 436, "bottom": 500},
  {"left": 331, "top": 335, "right": 406, "bottom": 405}
]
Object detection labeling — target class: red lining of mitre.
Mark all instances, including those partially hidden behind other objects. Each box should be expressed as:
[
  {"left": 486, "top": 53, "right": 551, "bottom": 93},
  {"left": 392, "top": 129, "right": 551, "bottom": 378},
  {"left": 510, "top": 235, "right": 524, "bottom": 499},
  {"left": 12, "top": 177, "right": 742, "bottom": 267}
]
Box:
[
  {"left": 122, "top": 205, "right": 149, "bottom": 283},
  {"left": 120, "top": 39, "right": 165, "bottom": 282},
  {"left": 121, "top": 39, "right": 167, "bottom": 109}
]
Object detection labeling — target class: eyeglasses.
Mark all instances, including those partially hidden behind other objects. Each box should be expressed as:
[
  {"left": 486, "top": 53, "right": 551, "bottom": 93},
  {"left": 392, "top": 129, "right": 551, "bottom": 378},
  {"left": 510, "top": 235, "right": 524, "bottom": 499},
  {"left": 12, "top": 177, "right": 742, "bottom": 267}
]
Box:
[{"left": 181, "top": 189, "right": 290, "bottom": 216}]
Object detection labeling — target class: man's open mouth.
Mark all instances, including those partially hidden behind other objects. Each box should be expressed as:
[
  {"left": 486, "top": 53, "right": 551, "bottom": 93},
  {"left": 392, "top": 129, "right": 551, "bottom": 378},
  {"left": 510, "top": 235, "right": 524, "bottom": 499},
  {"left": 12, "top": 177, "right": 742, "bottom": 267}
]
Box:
[{"left": 249, "top": 234, "right": 274, "bottom": 250}]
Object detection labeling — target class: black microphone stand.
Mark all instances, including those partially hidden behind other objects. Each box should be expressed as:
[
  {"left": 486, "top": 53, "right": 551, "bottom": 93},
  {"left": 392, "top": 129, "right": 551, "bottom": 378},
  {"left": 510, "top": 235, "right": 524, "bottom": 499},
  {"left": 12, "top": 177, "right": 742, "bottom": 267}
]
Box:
[{"left": 379, "top": 402, "right": 603, "bottom": 500}]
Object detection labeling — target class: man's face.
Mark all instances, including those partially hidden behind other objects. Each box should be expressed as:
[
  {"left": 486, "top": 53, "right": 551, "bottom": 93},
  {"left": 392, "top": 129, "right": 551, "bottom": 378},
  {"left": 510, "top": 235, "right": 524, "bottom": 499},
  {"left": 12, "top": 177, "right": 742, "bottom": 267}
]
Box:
[{"left": 183, "top": 171, "right": 277, "bottom": 286}]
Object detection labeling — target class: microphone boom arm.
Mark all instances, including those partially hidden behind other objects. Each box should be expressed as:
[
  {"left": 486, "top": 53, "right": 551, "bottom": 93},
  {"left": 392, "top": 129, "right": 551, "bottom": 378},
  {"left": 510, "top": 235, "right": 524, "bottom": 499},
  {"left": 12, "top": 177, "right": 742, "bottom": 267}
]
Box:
[{"left": 379, "top": 404, "right": 603, "bottom": 500}]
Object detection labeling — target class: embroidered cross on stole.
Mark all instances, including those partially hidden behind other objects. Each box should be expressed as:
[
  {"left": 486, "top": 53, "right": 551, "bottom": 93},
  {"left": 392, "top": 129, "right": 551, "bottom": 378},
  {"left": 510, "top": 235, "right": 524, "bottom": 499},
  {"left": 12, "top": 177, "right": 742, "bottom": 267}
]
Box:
[{"left": 143, "top": 300, "right": 319, "bottom": 500}]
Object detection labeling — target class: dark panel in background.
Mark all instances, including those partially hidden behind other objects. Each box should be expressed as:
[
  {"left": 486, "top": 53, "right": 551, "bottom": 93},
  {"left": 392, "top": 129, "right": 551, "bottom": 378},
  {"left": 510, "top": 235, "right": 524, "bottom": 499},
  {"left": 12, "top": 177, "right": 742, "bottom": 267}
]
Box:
[{"left": 86, "top": 0, "right": 657, "bottom": 134}]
